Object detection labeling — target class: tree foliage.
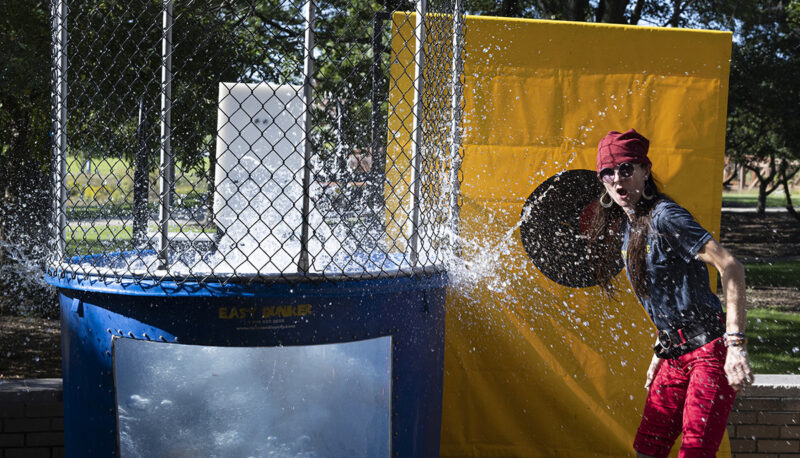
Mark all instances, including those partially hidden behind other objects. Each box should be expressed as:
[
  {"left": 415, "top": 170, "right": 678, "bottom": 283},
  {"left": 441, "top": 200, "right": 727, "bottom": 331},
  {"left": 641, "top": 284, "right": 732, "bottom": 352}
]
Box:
[
  {"left": 0, "top": 0, "right": 55, "bottom": 315},
  {"left": 725, "top": 0, "right": 800, "bottom": 216},
  {"left": 459, "top": 0, "right": 799, "bottom": 217},
  {"left": 1, "top": 0, "right": 798, "bottom": 314},
  {"left": 0, "top": 0, "right": 51, "bottom": 240}
]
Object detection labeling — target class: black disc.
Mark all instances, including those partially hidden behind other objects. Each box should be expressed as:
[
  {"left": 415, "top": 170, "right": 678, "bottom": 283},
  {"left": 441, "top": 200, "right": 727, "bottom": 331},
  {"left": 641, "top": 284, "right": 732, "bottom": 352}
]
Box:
[{"left": 519, "top": 169, "right": 623, "bottom": 288}]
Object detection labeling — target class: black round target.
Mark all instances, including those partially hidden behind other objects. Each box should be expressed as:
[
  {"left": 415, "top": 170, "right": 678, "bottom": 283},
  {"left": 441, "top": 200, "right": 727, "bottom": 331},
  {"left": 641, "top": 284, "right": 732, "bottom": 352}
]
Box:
[{"left": 519, "top": 169, "right": 623, "bottom": 288}]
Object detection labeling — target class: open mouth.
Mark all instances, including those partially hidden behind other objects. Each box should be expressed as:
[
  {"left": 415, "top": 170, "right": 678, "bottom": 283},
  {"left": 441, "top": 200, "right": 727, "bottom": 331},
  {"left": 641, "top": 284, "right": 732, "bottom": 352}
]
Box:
[{"left": 616, "top": 187, "right": 628, "bottom": 198}]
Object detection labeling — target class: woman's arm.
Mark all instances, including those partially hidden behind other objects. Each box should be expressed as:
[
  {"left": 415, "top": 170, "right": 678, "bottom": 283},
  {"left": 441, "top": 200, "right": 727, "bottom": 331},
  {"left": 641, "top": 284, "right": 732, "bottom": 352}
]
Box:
[{"left": 696, "top": 237, "right": 754, "bottom": 391}]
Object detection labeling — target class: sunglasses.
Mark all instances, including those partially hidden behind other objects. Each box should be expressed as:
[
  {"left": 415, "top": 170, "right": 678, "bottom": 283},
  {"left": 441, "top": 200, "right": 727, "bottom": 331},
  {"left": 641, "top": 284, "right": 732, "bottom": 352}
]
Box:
[{"left": 598, "top": 162, "right": 636, "bottom": 183}]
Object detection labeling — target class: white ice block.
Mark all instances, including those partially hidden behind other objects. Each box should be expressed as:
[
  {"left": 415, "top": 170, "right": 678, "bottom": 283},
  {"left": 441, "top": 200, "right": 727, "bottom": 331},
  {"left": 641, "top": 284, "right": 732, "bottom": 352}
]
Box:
[{"left": 213, "top": 82, "right": 308, "bottom": 273}]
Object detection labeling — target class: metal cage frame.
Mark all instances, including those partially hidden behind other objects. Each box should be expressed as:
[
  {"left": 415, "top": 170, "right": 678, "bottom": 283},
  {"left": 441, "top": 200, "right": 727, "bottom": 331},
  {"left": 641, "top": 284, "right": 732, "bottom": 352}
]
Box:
[{"left": 49, "top": 0, "right": 464, "bottom": 285}]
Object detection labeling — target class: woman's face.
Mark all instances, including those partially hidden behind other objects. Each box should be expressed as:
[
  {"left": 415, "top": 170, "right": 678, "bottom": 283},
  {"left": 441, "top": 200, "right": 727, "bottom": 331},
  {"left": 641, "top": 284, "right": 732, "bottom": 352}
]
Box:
[{"left": 599, "top": 162, "right": 650, "bottom": 214}]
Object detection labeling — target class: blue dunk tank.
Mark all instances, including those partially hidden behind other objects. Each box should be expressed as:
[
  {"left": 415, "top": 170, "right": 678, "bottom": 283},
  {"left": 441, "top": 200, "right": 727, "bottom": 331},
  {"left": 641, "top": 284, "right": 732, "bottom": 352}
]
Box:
[{"left": 46, "top": 1, "right": 463, "bottom": 456}]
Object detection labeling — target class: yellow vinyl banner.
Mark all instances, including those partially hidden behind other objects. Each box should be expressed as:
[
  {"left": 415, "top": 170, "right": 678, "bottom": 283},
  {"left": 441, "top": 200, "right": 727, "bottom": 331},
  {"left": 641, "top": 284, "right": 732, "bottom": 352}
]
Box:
[
  {"left": 386, "top": 13, "right": 417, "bottom": 251},
  {"left": 387, "top": 14, "right": 732, "bottom": 457}
]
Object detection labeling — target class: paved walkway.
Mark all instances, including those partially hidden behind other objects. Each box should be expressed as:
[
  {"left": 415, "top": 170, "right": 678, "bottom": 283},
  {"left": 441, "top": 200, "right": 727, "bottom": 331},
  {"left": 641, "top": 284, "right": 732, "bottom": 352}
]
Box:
[{"left": 722, "top": 206, "right": 800, "bottom": 213}]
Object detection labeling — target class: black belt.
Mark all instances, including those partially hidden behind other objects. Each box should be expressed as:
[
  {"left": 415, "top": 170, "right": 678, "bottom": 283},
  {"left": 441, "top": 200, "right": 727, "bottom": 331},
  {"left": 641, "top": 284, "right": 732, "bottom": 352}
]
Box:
[{"left": 654, "top": 316, "right": 724, "bottom": 359}]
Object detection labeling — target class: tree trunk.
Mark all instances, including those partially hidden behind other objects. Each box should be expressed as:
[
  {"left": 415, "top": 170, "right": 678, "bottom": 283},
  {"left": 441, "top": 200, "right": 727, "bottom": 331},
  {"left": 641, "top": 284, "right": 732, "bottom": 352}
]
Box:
[
  {"left": 629, "top": 0, "right": 645, "bottom": 24},
  {"left": 501, "top": 0, "right": 521, "bottom": 18},
  {"left": 722, "top": 167, "right": 738, "bottom": 188},
  {"left": 781, "top": 165, "right": 799, "bottom": 220},
  {"left": 133, "top": 96, "right": 151, "bottom": 247},
  {"left": 562, "top": 0, "right": 589, "bottom": 21},
  {"left": 205, "top": 153, "right": 217, "bottom": 229},
  {"left": 595, "top": 0, "right": 606, "bottom": 22},
  {"left": 666, "top": 0, "right": 684, "bottom": 27},
  {"left": 746, "top": 155, "right": 779, "bottom": 217},
  {"left": 598, "top": 0, "right": 629, "bottom": 23},
  {"left": 783, "top": 179, "right": 798, "bottom": 220},
  {"left": 757, "top": 179, "right": 768, "bottom": 216}
]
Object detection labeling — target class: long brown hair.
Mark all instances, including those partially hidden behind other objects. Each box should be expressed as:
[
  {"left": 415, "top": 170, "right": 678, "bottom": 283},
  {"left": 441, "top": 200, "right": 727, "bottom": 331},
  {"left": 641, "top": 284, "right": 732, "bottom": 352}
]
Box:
[{"left": 588, "top": 175, "right": 665, "bottom": 299}]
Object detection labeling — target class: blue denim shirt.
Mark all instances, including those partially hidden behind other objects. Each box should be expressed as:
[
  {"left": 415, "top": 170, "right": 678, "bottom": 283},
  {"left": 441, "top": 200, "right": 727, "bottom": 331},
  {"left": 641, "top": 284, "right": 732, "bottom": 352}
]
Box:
[{"left": 622, "top": 200, "right": 722, "bottom": 331}]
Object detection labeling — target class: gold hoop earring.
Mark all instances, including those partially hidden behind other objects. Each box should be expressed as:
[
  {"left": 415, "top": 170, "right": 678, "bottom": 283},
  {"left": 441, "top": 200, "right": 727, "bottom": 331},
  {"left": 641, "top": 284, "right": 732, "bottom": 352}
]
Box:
[
  {"left": 642, "top": 183, "right": 655, "bottom": 200},
  {"left": 600, "top": 191, "right": 614, "bottom": 208}
]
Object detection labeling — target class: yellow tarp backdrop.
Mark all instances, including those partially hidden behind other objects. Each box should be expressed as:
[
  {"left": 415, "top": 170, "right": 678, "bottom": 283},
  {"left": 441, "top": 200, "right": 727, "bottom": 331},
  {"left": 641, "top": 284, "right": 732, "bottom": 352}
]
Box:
[{"left": 389, "top": 15, "right": 732, "bottom": 457}]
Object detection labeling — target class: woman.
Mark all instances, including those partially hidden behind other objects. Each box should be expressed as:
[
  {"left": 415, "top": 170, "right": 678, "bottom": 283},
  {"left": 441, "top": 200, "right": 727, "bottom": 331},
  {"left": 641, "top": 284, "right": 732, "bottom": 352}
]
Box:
[{"left": 588, "top": 129, "right": 754, "bottom": 458}]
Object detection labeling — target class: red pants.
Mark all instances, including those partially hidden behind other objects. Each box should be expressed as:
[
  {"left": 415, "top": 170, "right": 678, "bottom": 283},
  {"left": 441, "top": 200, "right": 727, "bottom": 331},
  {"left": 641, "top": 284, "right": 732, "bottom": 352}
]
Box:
[{"left": 633, "top": 338, "right": 737, "bottom": 458}]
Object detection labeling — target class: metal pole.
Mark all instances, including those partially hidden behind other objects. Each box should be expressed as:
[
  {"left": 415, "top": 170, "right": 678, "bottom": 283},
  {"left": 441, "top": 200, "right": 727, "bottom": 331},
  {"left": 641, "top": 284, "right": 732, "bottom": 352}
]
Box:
[
  {"left": 448, "top": 0, "right": 464, "bottom": 253},
  {"left": 298, "top": 0, "right": 315, "bottom": 273},
  {"left": 53, "top": 0, "right": 68, "bottom": 261},
  {"left": 157, "top": 0, "right": 173, "bottom": 270},
  {"left": 408, "top": 0, "right": 427, "bottom": 266}
]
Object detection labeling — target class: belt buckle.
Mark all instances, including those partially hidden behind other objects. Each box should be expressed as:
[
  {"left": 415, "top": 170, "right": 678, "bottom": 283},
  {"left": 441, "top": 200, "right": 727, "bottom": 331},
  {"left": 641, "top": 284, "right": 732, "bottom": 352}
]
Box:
[{"left": 657, "top": 330, "right": 671, "bottom": 348}]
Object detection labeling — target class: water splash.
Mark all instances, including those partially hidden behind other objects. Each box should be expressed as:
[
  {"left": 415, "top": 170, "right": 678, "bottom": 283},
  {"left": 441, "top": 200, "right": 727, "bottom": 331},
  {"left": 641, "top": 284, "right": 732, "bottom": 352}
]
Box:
[{"left": 0, "top": 236, "right": 55, "bottom": 316}]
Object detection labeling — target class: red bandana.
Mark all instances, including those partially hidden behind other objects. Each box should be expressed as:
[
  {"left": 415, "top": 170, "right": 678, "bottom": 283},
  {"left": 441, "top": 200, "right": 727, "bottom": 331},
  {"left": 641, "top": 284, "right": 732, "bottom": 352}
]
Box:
[{"left": 596, "top": 129, "right": 651, "bottom": 173}]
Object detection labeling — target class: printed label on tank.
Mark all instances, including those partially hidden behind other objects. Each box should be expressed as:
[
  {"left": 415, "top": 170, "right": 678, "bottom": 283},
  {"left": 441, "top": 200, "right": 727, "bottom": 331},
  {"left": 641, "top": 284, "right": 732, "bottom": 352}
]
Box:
[{"left": 218, "top": 304, "right": 312, "bottom": 330}]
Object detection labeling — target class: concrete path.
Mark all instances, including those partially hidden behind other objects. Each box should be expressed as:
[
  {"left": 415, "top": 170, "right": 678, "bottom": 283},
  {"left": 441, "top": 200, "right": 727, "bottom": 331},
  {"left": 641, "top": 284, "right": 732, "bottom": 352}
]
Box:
[{"left": 722, "top": 206, "right": 800, "bottom": 213}]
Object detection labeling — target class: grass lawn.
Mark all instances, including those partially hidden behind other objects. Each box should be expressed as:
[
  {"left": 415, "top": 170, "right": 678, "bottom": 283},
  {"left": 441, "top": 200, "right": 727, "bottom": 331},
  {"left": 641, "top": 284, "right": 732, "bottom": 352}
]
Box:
[
  {"left": 722, "top": 190, "right": 800, "bottom": 207},
  {"left": 744, "top": 261, "right": 800, "bottom": 288},
  {"left": 66, "top": 224, "right": 134, "bottom": 254},
  {"left": 735, "top": 260, "right": 800, "bottom": 373},
  {"left": 67, "top": 156, "right": 207, "bottom": 209},
  {"left": 746, "top": 308, "right": 800, "bottom": 374}
]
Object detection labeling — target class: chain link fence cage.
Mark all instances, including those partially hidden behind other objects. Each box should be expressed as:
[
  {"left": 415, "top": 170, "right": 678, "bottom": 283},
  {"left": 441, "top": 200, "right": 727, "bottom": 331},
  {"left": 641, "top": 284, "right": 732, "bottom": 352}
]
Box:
[{"left": 48, "top": 0, "right": 464, "bottom": 284}]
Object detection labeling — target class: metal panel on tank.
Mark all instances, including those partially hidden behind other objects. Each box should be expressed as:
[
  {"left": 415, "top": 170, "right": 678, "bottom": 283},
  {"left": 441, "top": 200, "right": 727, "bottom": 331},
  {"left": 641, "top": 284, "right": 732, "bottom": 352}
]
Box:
[{"left": 113, "top": 337, "right": 392, "bottom": 457}]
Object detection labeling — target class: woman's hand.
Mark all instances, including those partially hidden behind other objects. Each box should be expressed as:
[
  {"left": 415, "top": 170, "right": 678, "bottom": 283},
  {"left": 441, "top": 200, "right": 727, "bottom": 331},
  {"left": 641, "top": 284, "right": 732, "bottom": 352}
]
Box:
[
  {"left": 644, "top": 353, "right": 663, "bottom": 391},
  {"left": 725, "top": 345, "right": 754, "bottom": 392}
]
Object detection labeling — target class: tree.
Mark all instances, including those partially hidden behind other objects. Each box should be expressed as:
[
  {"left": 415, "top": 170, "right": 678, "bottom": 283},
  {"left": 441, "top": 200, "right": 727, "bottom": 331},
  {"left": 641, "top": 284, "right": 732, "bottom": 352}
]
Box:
[
  {"left": 1, "top": 0, "right": 416, "bottom": 272},
  {"left": 458, "top": 0, "right": 800, "bottom": 219},
  {"left": 778, "top": 0, "right": 800, "bottom": 219},
  {"left": 725, "top": 0, "right": 800, "bottom": 216},
  {"left": 0, "top": 0, "right": 55, "bottom": 315},
  {"left": 3, "top": 0, "right": 797, "bottom": 313},
  {"left": 462, "top": 0, "right": 744, "bottom": 25}
]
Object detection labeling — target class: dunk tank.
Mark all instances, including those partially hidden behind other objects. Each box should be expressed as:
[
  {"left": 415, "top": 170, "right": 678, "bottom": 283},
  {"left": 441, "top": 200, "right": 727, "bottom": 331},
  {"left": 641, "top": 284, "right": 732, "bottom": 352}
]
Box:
[{"left": 47, "top": 1, "right": 463, "bottom": 456}]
